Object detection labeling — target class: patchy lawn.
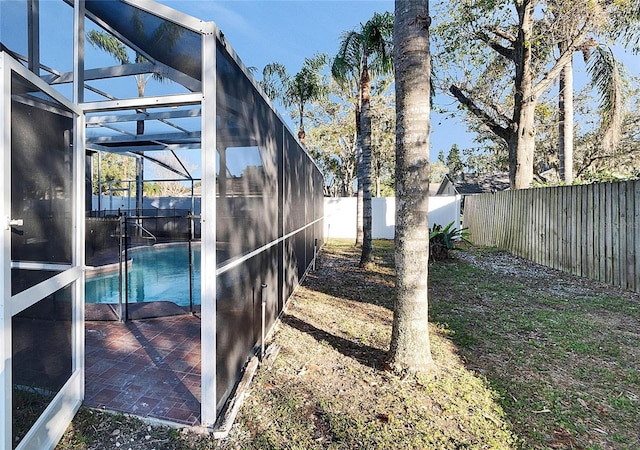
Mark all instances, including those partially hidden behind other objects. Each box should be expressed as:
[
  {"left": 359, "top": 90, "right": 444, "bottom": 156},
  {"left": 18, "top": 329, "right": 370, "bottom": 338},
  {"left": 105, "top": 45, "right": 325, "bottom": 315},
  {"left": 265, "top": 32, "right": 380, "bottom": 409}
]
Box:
[{"left": 58, "top": 239, "right": 639, "bottom": 449}]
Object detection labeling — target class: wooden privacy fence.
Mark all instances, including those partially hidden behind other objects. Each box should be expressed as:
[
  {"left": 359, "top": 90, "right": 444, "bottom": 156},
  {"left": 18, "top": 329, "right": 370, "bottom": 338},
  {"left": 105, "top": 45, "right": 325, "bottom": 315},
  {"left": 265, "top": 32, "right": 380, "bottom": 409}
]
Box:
[{"left": 463, "top": 180, "right": 640, "bottom": 293}]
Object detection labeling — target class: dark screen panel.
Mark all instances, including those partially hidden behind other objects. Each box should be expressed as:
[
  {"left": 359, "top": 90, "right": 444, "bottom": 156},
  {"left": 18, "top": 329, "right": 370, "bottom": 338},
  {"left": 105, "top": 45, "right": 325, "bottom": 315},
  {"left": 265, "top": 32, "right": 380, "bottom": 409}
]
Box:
[
  {"left": 282, "top": 237, "right": 298, "bottom": 302},
  {"left": 0, "top": 1, "right": 28, "bottom": 58},
  {"left": 214, "top": 39, "right": 324, "bottom": 415},
  {"left": 84, "top": 0, "right": 202, "bottom": 81},
  {"left": 284, "top": 133, "right": 308, "bottom": 234},
  {"left": 216, "top": 44, "right": 279, "bottom": 262},
  {"left": 11, "top": 88, "right": 74, "bottom": 265},
  {"left": 215, "top": 248, "right": 278, "bottom": 412},
  {"left": 12, "top": 284, "right": 73, "bottom": 447}
]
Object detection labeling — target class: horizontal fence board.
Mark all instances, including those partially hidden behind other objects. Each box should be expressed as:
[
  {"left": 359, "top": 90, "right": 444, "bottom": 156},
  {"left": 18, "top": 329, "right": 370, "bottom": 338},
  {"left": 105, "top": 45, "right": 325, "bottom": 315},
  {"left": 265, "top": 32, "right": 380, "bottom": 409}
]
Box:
[{"left": 463, "top": 180, "right": 639, "bottom": 293}]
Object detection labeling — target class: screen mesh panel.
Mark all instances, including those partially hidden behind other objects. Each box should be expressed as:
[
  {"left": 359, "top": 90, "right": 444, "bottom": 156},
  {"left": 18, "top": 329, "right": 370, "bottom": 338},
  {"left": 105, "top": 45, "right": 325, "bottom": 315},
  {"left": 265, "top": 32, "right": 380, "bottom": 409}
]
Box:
[
  {"left": 12, "top": 284, "right": 73, "bottom": 448},
  {"left": 214, "top": 40, "right": 323, "bottom": 413},
  {"left": 84, "top": 0, "right": 202, "bottom": 81},
  {"left": 0, "top": 1, "right": 28, "bottom": 58},
  {"left": 11, "top": 77, "right": 74, "bottom": 265}
]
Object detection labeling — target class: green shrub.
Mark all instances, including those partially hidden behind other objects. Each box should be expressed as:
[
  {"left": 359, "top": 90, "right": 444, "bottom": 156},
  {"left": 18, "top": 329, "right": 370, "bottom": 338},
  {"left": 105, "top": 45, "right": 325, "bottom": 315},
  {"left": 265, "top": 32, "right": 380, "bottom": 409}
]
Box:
[{"left": 429, "top": 221, "right": 471, "bottom": 262}]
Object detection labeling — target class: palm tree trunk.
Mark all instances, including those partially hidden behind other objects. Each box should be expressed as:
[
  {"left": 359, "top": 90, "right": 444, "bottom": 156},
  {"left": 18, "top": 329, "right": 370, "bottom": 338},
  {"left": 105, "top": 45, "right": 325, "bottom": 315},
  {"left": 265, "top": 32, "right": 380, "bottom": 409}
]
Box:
[
  {"left": 136, "top": 75, "right": 146, "bottom": 135},
  {"left": 359, "top": 65, "right": 373, "bottom": 267},
  {"left": 355, "top": 101, "right": 364, "bottom": 246},
  {"left": 558, "top": 48, "right": 574, "bottom": 183},
  {"left": 388, "top": 0, "right": 433, "bottom": 372},
  {"left": 298, "top": 105, "right": 306, "bottom": 145}
]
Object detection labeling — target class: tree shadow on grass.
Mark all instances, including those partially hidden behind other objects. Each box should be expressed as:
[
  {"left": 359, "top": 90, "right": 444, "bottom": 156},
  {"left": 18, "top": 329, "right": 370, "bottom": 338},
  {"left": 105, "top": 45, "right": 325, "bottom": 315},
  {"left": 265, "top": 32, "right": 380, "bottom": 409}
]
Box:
[
  {"left": 302, "top": 258, "right": 396, "bottom": 311},
  {"left": 281, "top": 313, "right": 387, "bottom": 370}
]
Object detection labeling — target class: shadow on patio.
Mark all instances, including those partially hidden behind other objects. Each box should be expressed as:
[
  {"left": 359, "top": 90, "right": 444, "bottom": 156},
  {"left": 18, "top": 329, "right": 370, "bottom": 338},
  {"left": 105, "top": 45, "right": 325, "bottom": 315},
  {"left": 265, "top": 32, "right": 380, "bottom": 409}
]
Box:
[{"left": 84, "top": 313, "right": 201, "bottom": 426}]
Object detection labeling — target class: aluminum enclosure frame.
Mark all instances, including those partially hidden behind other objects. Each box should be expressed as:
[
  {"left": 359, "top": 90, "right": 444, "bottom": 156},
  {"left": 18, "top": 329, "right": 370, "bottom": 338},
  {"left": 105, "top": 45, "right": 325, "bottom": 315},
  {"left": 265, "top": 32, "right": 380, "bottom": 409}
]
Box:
[
  {"left": 0, "top": 51, "right": 85, "bottom": 450},
  {"left": 0, "top": 0, "right": 324, "bottom": 446}
]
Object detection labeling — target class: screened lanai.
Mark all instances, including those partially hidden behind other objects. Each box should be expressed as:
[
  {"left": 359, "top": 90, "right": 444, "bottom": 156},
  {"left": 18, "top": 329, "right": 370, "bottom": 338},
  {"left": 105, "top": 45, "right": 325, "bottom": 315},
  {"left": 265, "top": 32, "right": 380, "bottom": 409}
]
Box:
[{"left": 0, "top": 1, "right": 324, "bottom": 448}]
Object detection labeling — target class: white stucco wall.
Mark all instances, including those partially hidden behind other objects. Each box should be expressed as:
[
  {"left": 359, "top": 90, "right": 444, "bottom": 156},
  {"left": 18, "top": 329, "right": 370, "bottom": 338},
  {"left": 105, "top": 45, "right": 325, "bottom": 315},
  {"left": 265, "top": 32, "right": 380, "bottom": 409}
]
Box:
[{"left": 324, "top": 196, "right": 461, "bottom": 239}]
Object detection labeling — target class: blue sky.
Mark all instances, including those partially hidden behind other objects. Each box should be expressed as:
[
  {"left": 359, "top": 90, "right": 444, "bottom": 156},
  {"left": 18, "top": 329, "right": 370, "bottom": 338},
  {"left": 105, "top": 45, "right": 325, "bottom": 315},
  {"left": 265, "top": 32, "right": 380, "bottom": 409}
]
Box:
[
  {"left": 158, "top": 1, "right": 640, "bottom": 165},
  {"left": 5, "top": 0, "right": 636, "bottom": 164},
  {"left": 157, "top": 0, "right": 476, "bottom": 161}
]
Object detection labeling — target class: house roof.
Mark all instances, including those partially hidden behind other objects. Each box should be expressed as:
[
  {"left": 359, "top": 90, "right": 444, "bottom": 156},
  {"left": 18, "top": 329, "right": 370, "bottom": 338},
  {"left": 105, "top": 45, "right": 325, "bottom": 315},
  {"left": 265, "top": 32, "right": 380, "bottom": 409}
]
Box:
[{"left": 437, "top": 173, "right": 510, "bottom": 195}]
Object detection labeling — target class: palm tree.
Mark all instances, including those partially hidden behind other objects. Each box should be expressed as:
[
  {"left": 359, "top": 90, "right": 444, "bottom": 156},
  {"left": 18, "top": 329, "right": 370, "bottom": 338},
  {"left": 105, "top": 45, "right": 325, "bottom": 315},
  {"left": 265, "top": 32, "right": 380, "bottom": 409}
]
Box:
[
  {"left": 331, "top": 39, "right": 364, "bottom": 246},
  {"left": 332, "top": 12, "right": 393, "bottom": 267},
  {"left": 557, "top": 41, "right": 575, "bottom": 182},
  {"left": 87, "top": 29, "right": 172, "bottom": 135},
  {"left": 387, "top": 0, "right": 433, "bottom": 373},
  {"left": 557, "top": 39, "right": 624, "bottom": 183},
  {"left": 260, "top": 54, "right": 328, "bottom": 145},
  {"left": 553, "top": 1, "right": 640, "bottom": 183},
  {"left": 87, "top": 19, "right": 179, "bottom": 218}
]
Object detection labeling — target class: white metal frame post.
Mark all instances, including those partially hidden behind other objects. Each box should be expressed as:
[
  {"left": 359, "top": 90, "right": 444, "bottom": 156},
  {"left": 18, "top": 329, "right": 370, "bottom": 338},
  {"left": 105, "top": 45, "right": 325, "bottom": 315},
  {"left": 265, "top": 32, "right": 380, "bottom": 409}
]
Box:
[
  {"left": 0, "top": 50, "right": 13, "bottom": 450},
  {"left": 72, "top": 0, "right": 86, "bottom": 417},
  {"left": 200, "top": 22, "right": 217, "bottom": 428},
  {"left": 2, "top": 53, "right": 84, "bottom": 450}
]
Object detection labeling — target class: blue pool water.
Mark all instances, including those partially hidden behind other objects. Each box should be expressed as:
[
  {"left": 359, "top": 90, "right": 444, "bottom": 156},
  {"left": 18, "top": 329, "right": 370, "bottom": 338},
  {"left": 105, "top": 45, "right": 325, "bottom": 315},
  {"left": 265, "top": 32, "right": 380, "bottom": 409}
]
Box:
[{"left": 85, "top": 245, "right": 201, "bottom": 306}]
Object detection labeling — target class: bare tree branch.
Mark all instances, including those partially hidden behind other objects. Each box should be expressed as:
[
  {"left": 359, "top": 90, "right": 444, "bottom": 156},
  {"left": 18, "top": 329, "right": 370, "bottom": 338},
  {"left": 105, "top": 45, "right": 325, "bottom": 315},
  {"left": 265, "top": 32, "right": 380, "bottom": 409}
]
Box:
[
  {"left": 475, "top": 31, "right": 514, "bottom": 60},
  {"left": 487, "top": 26, "right": 517, "bottom": 43},
  {"left": 449, "top": 85, "right": 512, "bottom": 142}
]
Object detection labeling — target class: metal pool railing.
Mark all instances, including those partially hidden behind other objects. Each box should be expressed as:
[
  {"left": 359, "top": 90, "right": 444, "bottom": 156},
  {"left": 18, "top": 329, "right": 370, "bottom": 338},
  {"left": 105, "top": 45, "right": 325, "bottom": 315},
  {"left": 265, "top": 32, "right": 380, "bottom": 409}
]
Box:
[{"left": 113, "top": 212, "right": 200, "bottom": 322}]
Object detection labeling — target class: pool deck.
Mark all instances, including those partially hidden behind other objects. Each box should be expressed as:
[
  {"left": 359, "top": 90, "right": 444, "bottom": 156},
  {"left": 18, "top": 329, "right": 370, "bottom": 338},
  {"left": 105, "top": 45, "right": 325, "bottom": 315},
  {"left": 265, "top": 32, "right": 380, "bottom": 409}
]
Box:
[{"left": 84, "top": 314, "right": 202, "bottom": 426}]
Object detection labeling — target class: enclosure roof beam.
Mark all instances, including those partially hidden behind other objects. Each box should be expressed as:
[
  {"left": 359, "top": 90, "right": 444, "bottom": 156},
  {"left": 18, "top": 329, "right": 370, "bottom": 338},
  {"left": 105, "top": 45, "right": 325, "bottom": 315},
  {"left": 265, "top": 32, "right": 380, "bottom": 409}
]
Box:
[
  {"left": 43, "top": 61, "right": 202, "bottom": 92},
  {"left": 156, "top": 64, "right": 202, "bottom": 92},
  {"left": 133, "top": 151, "right": 192, "bottom": 179},
  {"left": 168, "top": 148, "right": 193, "bottom": 179},
  {"left": 43, "top": 62, "right": 155, "bottom": 84},
  {"left": 87, "top": 142, "right": 202, "bottom": 153},
  {"left": 86, "top": 107, "right": 201, "bottom": 125},
  {"left": 73, "top": 5, "right": 158, "bottom": 69},
  {"left": 87, "top": 130, "right": 200, "bottom": 145},
  {"left": 86, "top": 144, "right": 193, "bottom": 179},
  {"left": 81, "top": 92, "right": 202, "bottom": 112},
  {"left": 121, "top": 0, "right": 208, "bottom": 34}
]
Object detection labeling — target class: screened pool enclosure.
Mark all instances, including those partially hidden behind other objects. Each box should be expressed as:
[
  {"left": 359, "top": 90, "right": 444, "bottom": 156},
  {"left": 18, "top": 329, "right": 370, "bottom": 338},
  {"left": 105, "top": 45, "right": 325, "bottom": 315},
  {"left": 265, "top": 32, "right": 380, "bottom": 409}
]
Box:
[{"left": 0, "top": 1, "right": 324, "bottom": 448}]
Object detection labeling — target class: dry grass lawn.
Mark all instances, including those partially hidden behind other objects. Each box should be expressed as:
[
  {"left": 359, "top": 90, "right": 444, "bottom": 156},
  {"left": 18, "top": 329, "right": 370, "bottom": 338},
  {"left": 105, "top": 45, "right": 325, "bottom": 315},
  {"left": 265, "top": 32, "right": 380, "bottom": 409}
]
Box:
[{"left": 58, "top": 239, "right": 640, "bottom": 449}]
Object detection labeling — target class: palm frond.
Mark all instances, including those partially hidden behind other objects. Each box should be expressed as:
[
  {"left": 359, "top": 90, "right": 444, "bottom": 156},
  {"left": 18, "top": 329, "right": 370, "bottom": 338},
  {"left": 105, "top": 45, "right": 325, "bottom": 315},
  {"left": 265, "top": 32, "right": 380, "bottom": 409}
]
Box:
[
  {"left": 260, "top": 62, "right": 289, "bottom": 101},
  {"left": 332, "top": 30, "right": 363, "bottom": 85},
  {"left": 610, "top": 0, "right": 640, "bottom": 53},
  {"left": 587, "top": 46, "right": 625, "bottom": 152},
  {"left": 362, "top": 12, "right": 394, "bottom": 76},
  {"left": 303, "top": 52, "right": 329, "bottom": 72},
  {"left": 86, "top": 30, "right": 130, "bottom": 65}
]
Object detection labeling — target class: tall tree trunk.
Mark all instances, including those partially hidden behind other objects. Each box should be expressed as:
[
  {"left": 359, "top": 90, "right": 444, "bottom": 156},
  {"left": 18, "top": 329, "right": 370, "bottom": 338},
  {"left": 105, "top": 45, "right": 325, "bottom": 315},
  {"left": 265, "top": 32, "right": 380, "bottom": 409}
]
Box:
[
  {"left": 298, "top": 105, "right": 306, "bottom": 145},
  {"left": 136, "top": 75, "right": 146, "bottom": 135},
  {"left": 511, "top": 0, "right": 535, "bottom": 189},
  {"left": 558, "top": 48, "right": 574, "bottom": 183},
  {"left": 387, "top": 0, "right": 433, "bottom": 373},
  {"left": 355, "top": 98, "right": 364, "bottom": 247},
  {"left": 512, "top": 100, "right": 536, "bottom": 189},
  {"left": 359, "top": 64, "right": 373, "bottom": 267},
  {"left": 136, "top": 76, "right": 145, "bottom": 223}
]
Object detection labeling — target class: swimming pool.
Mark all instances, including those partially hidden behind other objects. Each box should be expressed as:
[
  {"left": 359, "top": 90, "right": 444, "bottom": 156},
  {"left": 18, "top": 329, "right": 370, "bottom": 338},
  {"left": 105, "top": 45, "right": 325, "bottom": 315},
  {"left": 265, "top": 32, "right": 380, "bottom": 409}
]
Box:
[{"left": 85, "top": 244, "right": 201, "bottom": 307}]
